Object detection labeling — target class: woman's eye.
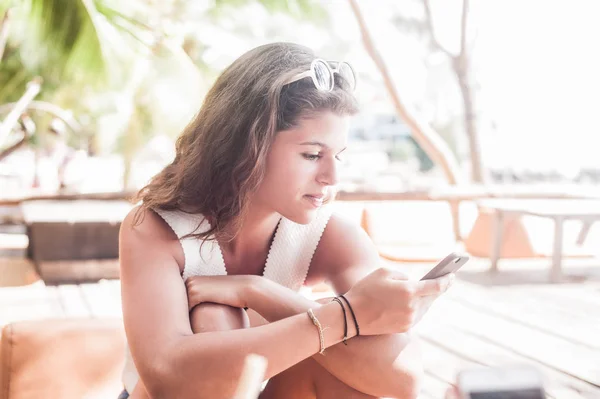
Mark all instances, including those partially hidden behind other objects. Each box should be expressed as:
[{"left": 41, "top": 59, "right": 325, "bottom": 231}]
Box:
[{"left": 302, "top": 153, "right": 321, "bottom": 161}]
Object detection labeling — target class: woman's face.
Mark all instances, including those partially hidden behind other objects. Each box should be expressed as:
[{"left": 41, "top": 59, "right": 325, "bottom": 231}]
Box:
[{"left": 253, "top": 111, "right": 349, "bottom": 224}]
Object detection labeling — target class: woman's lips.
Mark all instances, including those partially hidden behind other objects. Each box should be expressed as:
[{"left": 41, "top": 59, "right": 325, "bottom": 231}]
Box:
[{"left": 304, "top": 195, "right": 324, "bottom": 208}]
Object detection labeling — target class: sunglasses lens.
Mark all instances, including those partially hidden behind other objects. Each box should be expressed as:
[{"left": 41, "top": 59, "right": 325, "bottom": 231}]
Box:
[
  {"left": 313, "top": 60, "right": 333, "bottom": 91},
  {"left": 338, "top": 62, "right": 356, "bottom": 90}
]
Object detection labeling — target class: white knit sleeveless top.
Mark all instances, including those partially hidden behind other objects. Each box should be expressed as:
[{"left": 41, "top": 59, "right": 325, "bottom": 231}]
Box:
[{"left": 122, "top": 206, "right": 333, "bottom": 392}]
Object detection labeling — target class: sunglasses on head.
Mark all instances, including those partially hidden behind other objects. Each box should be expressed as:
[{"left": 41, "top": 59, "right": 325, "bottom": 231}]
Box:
[{"left": 284, "top": 58, "right": 356, "bottom": 92}]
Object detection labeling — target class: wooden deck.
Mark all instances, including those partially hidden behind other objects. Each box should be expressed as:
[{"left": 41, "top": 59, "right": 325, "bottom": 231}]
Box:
[
  {"left": 1, "top": 257, "right": 600, "bottom": 398},
  {"left": 413, "top": 259, "right": 600, "bottom": 399}
]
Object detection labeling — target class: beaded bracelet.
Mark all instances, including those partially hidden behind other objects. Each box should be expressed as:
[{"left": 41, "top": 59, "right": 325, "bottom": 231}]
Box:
[{"left": 307, "top": 308, "right": 326, "bottom": 355}]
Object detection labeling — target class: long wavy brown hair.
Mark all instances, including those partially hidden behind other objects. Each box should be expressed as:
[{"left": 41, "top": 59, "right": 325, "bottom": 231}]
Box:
[{"left": 134, "top": 42, "right": 359, "bottom": 243}]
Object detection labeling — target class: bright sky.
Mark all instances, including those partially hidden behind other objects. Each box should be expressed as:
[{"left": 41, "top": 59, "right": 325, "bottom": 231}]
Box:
[
  {"left": 179, "top": 1, "right": 599, "bottom": 173},
  {"left": 472, "top": 1, "right": 600, "bottom": 170},
  {"left": 327, "top": 0, "right": 600, "bottom": 171}
]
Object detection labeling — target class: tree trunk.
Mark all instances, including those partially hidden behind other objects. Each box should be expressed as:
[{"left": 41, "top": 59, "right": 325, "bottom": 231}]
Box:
[
  {"left": 453, "top": 56, "right": 484, "bottom": 182},
  {"left": 348, "top": 0, "right": 463, "bottom": 185},
  {"left": 423, "top": 0, "right": 484, "bottom": 183}
]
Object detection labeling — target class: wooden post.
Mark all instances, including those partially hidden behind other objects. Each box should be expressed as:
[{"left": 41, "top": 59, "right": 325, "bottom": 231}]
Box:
[
  {"left": 449, "top": 199, "right": 462, "bottom": 242},
  {"left": 490, "top": 209, "right": 504, "bottom": 272},
  {"left": 360, "top": 206, "right": 373, "bottom": 237},
  {"left": 551, "top": 216, "right": 565, "bottom": 283}
]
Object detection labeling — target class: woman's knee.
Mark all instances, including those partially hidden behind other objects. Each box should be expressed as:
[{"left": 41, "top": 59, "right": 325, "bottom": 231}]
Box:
[
  {"left": 190, "top": 303, "right": 250, "bottom": 333},
  {"left": 261, "top": 357, "right": 317, "bottom": 399},
  {"left": 309, "top": 358, "right": 380, "bottom": 399},
  {"left": 264, "top": 357, "right": 379, "bottom": 399}
]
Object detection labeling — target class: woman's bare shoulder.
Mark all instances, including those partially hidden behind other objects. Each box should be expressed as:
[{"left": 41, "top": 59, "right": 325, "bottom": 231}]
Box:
[
  {"left": 305, "top": 212, "right": 380, "bottom": 286},
  {"left": 120, "top": 206, "right": 185, "bottom": 272}
]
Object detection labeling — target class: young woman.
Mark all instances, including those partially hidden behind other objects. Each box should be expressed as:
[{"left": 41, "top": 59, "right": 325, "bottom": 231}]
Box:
[{"left": 119, "top": 42, "right": 454, "bottom": 399}]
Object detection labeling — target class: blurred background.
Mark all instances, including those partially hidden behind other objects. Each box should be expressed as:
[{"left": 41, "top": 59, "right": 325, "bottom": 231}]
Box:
[
  {"left": 3, "top": 0, "right": 600, "bottom": 195},
  {"left": 1, "top": 1, "right": 600, "bottom": 398}
]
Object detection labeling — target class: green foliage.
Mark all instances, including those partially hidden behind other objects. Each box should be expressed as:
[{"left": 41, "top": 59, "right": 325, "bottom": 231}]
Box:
[
  {"left": 0, "top": 1, "right": 13, "bottom": 17},
  {"left": 432, "top": 118, "right": 461, "bottom": 161},
  {"left": 22, "top": 0, "right": 106, "bottom": 81},
  {"left": 409, "top": 136, "right": 434, "bottom": 172},
  {"left": 0, "top": 48, "right": 34, "bottom": 103},
  {"left": 10, "top": 0, "right": 150, "bottom": 85},
  {"left": 94, "top": 2, "right": 153, "bottom": 46},
  {"left": 387, "top": 139, "right": 415, "bottom": 163},
  {"left": 0, "top": 43, "right": 63, "bottom": 104},
  {"left": 388, "top": 137, "right": 434, "bottom": 172},
  {"left": 1, "top": 0, "right": 337, "bottom": 166}
]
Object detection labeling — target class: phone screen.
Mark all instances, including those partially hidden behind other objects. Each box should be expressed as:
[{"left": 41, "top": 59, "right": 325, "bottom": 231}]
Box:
[
  {"left": 468, "top": 388, "right": 545, "bottom": 399},
  {"left": 420, "top": 252, "right": 469, "bottom": 280},
  {"left": 459, "top": 366, "right": 546, "bottom": 399}
]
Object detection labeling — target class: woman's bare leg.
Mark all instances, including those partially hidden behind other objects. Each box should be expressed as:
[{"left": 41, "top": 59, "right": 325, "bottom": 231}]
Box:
[
  {"left": 260, "top": 356, "right": 380, "bottom": 399},
  {"left": 194, "top": 304, "right": 378, "bottom": 399},
  {"left": 130, "top": 303, "right": 380, "bottom": 399},
  {"left": 128, "top": 303, "right": 249, "bottom": 398}
]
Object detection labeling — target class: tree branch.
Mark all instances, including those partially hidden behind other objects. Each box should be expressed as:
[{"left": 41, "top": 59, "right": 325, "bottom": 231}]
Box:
[
  {"left": 459, "top": 0, "right": 469, "bottom": 59},
  {"left": 469, "top": 19, "right": 479, "bottom": 56},
  {"left": 422, "top": 0, "right": 455, "bottom": 58},
  {"left": 0, "top": 100, "right": 83, "bottom": 134},
  {"left": 0, "top": 77, "right": 42, "bottom": 148},
  {"left": 348, "top": 0, "right": 462, "bottom": 185}
]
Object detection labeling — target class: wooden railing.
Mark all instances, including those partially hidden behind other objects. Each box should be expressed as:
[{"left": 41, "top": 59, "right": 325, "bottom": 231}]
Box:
[{"left": 3, "top": 185, "right": 600, "bottom": 242}]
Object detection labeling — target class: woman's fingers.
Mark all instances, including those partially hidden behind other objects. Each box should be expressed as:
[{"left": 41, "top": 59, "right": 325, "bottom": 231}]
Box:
[
  {"left": 386, "top": 268, "right": 410, "bottom": 281},
  {"left": 185, "top": 277, "right": 204, "bottom": 310},
  {"left": 414, "top": 273, "right": 455, "bottom": 297},
  {"left": 184, "top": 276, "right": 195, "bottom": 291}
]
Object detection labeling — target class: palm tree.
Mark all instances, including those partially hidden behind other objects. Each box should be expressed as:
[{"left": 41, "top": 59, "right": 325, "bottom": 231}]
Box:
[
  {"left": 1, "top": 0, "right": 327, "bottom": 190},
  {"left": 0, "top": 0, "right": 148, "bottom": 141},
  {"left": 2, "top": 0, "right": 151, "bottom": 81},
  {"left": 0, "top": 0, "right": 156, "bottom": 190}
]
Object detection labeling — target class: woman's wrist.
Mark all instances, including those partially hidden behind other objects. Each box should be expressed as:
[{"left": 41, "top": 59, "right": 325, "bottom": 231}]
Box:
[
  {"left": 241, "top": 275, "right": 265, "bottom": 310},
  {"left": 332, "top": 296, "right": 359, "bottom": 339},
  {"left": 312, "top": 301, "right": 355, "bottom": 350},
  {"left": 339, "top": 293, "right": 362, "bottom": 338},
  {"left": 339, "top": 295, "right": 360, "bottom": 338}
]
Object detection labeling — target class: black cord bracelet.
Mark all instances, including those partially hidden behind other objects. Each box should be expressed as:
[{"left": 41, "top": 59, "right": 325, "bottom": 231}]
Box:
[
  {"left": 339, "top": 295, "right": 360, "bottom": 337},
  {"left": 331, "top": 297, "right": 348, "bottom": 345}
]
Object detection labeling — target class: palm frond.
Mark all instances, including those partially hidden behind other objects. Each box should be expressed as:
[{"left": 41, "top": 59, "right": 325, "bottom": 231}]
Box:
[
  {"left": 94, "top": 2, "right": 155, "bottom": 47},
  {"left": 19, "top": 0, "right": 149, "bottom": 82}
]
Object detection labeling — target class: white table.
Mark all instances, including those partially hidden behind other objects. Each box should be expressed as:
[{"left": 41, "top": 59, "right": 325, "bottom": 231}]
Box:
[{"left": 478, "top": 199, "right": 600, "bottom": 282}]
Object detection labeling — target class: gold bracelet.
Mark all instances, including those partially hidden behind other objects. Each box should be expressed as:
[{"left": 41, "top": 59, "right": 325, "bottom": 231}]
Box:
[{"left": 307, "top": 308, "right": 325, "bottom": 355}]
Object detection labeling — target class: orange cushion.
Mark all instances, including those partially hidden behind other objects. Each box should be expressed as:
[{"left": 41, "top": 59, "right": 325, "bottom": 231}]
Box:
[{"left": 0, "top": 318, "right": 125, "bottom": 399}]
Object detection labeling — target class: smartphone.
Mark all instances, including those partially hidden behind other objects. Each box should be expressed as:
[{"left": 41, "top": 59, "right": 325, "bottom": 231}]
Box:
[
  {"left": 420, "top": 252, "right": 470, "bottom": 280},
  {"left": 457, "top": 366, "right": 546, "bottom": 399}
]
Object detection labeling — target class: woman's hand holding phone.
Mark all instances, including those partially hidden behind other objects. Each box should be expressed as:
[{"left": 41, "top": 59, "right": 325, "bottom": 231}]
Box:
[{"left": 344, "top": 267, "right": 455, "bottom": 336}]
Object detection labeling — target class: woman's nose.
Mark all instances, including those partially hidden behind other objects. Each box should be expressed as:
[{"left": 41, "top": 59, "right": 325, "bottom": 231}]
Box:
[{"left": 317, "top": 157, "right": 339, "bottom": 186}]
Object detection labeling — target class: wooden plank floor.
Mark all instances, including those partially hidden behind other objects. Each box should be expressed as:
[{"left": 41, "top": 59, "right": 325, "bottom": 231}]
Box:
[
  {"left": 1, "top": 256, "right": 600, "bottom": 398},
  {"left": 409, "top": 258, "right": 600, "bottom": 399}
]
